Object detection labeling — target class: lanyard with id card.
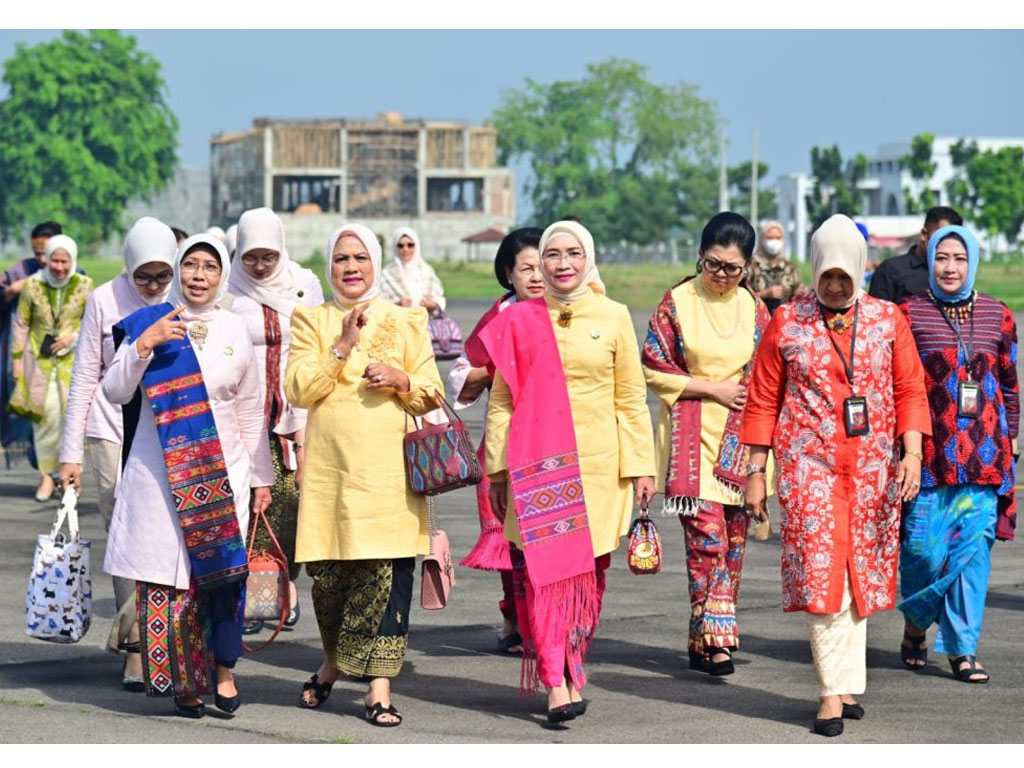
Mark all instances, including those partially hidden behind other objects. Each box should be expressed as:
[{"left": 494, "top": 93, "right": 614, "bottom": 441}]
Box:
[
  {"left": 934, "top": 298, "right": 979, "bottom": 420},
  {"left": 821, "top": 301, "right": 869, "bottom": 437}
]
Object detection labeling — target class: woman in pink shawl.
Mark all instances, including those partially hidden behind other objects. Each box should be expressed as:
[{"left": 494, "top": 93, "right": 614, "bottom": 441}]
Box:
[
  {"left": 449, "top": 227, "right": 544, "bottom": 655},
  {"left": 475, "top": 220, "right": 656, "bottom": 725}
]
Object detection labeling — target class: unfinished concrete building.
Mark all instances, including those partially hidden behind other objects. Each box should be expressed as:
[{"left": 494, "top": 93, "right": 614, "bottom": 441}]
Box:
[{"left": 210, "top": 113, "right": 516, "bottom": 261}]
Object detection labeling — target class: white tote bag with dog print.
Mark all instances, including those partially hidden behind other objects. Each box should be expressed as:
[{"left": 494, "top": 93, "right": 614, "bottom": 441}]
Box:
[{"left": 25, "top": 487, "right": 92, "bottom": 643}]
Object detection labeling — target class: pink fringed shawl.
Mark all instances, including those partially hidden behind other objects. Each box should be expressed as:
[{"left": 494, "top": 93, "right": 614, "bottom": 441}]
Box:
[{"left": 468, "top": 297, "right": 599, "bottom": 690}]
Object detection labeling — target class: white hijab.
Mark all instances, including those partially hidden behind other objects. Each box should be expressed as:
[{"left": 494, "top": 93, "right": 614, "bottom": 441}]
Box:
[
  {"left": 225, "top": 224, "right": 238, "bottom": 258},
  {"left": 810, "top": 214, "right": 867, "bottom": 306},
  {"left": 169, "top": 234, "right": 232, "bottom": 321},
  {"left": 327, "top": 223, "right": 382, "bottom": 309},
  {"left": 227, "top": 207, "right": 307, "bottom": 317},
  {"left": 43, "top": 235, "right": 78, "bottom": 289},
  {"left": 123, "top": 217, "right": 177, "bottom": 306},
  {"left": 389, "top": 226, "right": 426, "bottom": 303},
  {"left": 538, "top": 221, "right": 605, "bottom": 305}
]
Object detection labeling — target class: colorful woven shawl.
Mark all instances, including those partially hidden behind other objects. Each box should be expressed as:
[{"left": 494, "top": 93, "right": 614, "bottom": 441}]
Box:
[
  {"left": 642, "top": 278, "right": 770, "bottom": 514},
  {"left": 468, "top": 297, "right": 599, "bottom": 685},
  {"left": 114, "top": 303, "right": 248, "bottom": 594}
]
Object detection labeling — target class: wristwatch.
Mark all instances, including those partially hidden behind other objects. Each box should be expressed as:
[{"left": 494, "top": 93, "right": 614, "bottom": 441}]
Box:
[
  {"left": 744, "top": 463, "right": 766, "bottom": 476},
  {"left": 331, "top": 345, "right": 349, "bottom": 362}
]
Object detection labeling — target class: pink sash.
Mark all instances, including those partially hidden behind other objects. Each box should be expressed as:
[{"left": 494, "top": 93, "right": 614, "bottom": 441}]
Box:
[{"left": 470, "top": 297, "right": 599, "bottom": 688}]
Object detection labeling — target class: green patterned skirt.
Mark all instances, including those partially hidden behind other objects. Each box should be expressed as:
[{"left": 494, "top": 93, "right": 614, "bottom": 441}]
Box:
[{"left": 308, "top": 558, "right": 414, "bottom": 678}]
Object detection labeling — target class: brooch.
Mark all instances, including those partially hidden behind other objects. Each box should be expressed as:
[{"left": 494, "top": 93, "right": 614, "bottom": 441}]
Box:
[
  {"left": 590, "top": 329, "right": 601, "bottom": 339},
  {"left": 557, "top": 308, "right": 573, "bottom": 328},
  {"left": 826, "top": 313, "right": 852, "bottom": 334},
  {"left": 224, "top": 346, "right": 234, "bottom": 356},
  {"left": 188, "top": 321, "right": 209, "bottom": 350}
]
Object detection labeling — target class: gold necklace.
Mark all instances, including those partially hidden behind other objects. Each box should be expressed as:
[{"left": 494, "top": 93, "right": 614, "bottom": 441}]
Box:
[{"left": 695, "top": 278, "right": 740, "bottom": 339}]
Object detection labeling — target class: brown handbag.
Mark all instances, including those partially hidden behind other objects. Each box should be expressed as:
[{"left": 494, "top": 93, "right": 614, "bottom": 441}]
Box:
[{"left": 242, "top": 506, "right": 290, "bottom": 652}]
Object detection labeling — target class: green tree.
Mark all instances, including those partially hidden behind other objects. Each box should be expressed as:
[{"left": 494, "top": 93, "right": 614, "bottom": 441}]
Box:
[
  {"left": 901, "top": 132, "right": 937, "bottom": 214},
  {"left": 805, "top": 145, "right": 867, "bottom": 230},
  {"left": 0, "top": 30, "right": 178, "bottom": 246},
  {"left": 727, "top": 161, "right": 777, "bottom": 221},
  {"left": 947, "top": 140, "right": 1024, "bottom": 247},
  {"left": 494, "top": 57, "right": 719, "bottom": 245}
]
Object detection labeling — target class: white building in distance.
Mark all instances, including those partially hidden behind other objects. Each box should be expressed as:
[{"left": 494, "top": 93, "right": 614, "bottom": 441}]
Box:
[{"left": 777, "top": 136, "right": 1024, "bottom": 262}]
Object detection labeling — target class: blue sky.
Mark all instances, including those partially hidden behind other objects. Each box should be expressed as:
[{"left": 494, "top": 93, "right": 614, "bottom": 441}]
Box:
[{"left": 2, "top": 30, "right": 1023, "bottom": 210}]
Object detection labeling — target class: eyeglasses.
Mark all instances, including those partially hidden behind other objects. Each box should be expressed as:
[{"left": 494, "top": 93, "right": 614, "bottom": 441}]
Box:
[
  {"left": 240, "top": 253, "right": 280, "bottom": 267},
  {"left": 701, "top": 257, "right": 744, "bottom": 277},
  {"left": 543, "top": 250, "right": 586, "bottom": 265},
  {"left": 180, "top": 260, "right": 222, "bottom": 275},
  {"left": 133, "top": 272, "right": 173, "bottom": 287}
]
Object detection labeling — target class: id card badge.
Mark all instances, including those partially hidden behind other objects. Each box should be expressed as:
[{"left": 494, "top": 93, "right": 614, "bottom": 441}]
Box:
[
  {"left": 844, "top": 396, "right": 870, "bottom": 437},
  {"left": 958, "top": 381, "right": 981, "bottom": 419}
]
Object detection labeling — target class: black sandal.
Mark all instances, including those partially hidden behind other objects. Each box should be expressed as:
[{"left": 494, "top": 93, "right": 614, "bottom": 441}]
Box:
[
  {"left": 365, "top": 701, "right": 403, "bottom": 727},
  {"left": 948, "top": 655, "right": 989, "bottom": 683},
  {"left": 122, "top": 641, "right": 145, "bottom": 693},
  {"left": 497, "top": 632, "right": 523, "bottom": 655},
  {"left": 901, "top": 629, "right": 928, "bottom": 670},
  {"left": 299, "top": 672, "right": 334, "bottom": 709},
  {"left": 705, "top": 647, "right": 735, "bottom": 676}
]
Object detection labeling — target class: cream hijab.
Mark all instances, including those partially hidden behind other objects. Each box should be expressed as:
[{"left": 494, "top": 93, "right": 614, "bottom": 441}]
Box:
[
  {"left": 389, "top": 226, "right": 428, "bottom": 303},
  {"left": 538, "top": 220, "right": 605, "bottom": 305},
  {"left": 123, "top": 217, "right": 177, "bottom": 306},
  {"left": 327, "top": 223, "right": 382, "bottom": 309},
  {"left": 168, "top": 234, "right": 232, "bottom": 322},
  {"left": 810, "top": 214, "right": 867, "bottom": 306},
  {"left": 43, "top": 235, "right": 78, "bottom": 289},
  {"left": 227, "top": 207, "right": 307, "bottom": 317}
]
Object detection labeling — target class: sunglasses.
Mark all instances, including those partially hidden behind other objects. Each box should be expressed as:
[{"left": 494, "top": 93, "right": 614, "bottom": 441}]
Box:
[
  {"left": 701, "top": 257, "right": 744, "bottom": 277},
  {"left": 397, "top": 243, "right": 415, "bottom": 250},
  {"left": 133, "top": 272, "right": 174, "bottom": 287}
]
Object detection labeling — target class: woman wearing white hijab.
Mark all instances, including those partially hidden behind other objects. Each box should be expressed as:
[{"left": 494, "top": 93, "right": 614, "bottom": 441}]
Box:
[
  {"left": 102, "top": 233, "right": 274, "bottom": 718},
  {"left": 741, "top": 214, "right": 931, "bottom": 737},
  {"left": 483, "top": 220, "right": 655, "bottom": 723},
  {"left": 285, "top": 223, "right": 443, "bottom": 727},
  {"left": 10, "top": 234, "right": 93, "bottom": 501},
  {"left": 227, "top": 207, "right": 324, "bottom": 633},
  {"left": 381, "top": 226, "right": 446, "bottom": 311},
  {"left": 58, "top": 217, "right": 177, "bottom": 686}
]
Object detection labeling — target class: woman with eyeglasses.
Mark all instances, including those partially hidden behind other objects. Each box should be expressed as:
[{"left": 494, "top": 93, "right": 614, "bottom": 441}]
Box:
[
  {"left": 102, "top": 233, "right": 274, "bottom": 719},
  {"left": 227, "top": 207, "right": 324, "bottom": 636},
  {"left": 381, "top": 227, "right": 446, "bottom": 313},
  {"left": 741, "top": 215, "right": 930, "bottom": 737},
  {"left": 11, "top": 234, "right": 93, "bottom": 502},
  {"left": 641, "top": 212, "right": 771, "bottom": 677},
  {"left": 477, "top": 220, "right": 656, "bottom": 724},
  {"left": 58, "top": 217, "right": 178, "bottom": 689}
]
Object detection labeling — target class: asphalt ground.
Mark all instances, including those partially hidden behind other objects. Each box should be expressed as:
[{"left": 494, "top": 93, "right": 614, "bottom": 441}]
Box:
[{"left": 0, "top": 299, "right": 1021, "bottom": 745}]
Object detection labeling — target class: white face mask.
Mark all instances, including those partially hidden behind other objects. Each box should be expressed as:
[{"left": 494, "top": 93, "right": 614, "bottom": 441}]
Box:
[{"left": 763, "top": 238, "right": 784, "bottom": 256}]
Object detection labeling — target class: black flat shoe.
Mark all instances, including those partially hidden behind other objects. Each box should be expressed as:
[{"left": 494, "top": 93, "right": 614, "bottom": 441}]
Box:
[
  {"left": 283, "top": 600, "right": 300, "bottom": 630},
  {"left": 813, "top": 717, "right": 844, "bottom": 737},
  {"left": 705, "top": 647, "right": 735, "bottom": 676},
  {"left": 242, "top": 619, "right": 263, "bottom": 635},
  {"left": 842, "top": 702, "right": 864, "bottom": 720},
  {"left": 546, "top": 702, "right": 577, "bottom": 725},
  {"left": 215, "top": 692, "right": 241, "bottom": 713},
  {"left": 174, "top": 698, "right": 205, "bottom": 719},
  {"left": 568, "top": 699, "right": 587, "bottom": 717}
]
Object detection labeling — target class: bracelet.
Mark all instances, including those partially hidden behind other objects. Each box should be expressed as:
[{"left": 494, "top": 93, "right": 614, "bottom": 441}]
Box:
[
  {"left": 744, "top": 463, "right": 766, "bottom": 476},
  {"left": 331, "top": 345, "right": 349, "bottom": 362},
  {"left": 904, "top": 449, "right": 923, "bottom": 461}
]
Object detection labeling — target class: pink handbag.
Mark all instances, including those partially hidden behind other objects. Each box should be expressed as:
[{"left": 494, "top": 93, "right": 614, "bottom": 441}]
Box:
[{"left": 420, "top": 500, "right": 455, "bottom": 610}]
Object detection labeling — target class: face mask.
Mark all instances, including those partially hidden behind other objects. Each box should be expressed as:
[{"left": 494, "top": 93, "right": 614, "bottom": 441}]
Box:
[{"left": 763, "top": 238, "right": 784, "bottom": 256}]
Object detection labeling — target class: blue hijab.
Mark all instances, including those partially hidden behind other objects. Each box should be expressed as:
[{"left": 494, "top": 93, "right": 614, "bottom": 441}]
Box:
[{"left": 927, "top": 224, "right": 979, "bottom": 303}]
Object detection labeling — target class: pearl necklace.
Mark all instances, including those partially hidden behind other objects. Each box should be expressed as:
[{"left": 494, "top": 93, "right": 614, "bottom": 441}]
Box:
[{"left": 695, "top": 278, "right": 741, "bottom": 339}]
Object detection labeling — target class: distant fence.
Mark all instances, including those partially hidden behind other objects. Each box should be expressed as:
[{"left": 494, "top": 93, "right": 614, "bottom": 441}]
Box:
[{"left": 595, "top": 240, "right": 697, "bottom": 265}]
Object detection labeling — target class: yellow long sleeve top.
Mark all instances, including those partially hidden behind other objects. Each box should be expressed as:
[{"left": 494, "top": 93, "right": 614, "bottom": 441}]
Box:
[
  {"left": 485, "top": 291, "right": 656, "bottom": 557},
  {"left": 285, "top": 297, "right": 443, "bottom": 561}
]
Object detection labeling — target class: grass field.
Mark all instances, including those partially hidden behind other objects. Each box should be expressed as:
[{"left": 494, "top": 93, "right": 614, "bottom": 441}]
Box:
[{"left": 66, "top": 255, "right": 1024, "bottom": 312}]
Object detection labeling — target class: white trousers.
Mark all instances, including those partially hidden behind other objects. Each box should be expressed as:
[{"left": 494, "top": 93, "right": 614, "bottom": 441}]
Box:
[{"left": 805, "top": 574, "right": 867, "bottom": 697}]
